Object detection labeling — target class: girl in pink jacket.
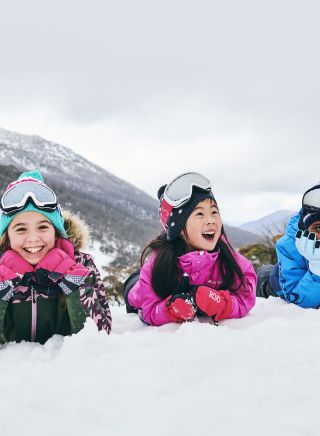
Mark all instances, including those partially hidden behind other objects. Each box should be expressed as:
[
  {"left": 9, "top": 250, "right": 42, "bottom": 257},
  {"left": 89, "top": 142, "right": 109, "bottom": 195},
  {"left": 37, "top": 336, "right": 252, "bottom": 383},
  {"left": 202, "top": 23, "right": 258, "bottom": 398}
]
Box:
[{"left": 125, "top": 172, "right": 257, "bottom": 326}]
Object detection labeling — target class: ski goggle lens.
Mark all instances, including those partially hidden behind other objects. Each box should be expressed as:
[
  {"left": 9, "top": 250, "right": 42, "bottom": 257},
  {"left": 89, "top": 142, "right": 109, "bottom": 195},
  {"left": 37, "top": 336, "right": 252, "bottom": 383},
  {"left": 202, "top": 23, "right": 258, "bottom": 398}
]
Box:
[
  {"left": 1, "top": 180, "right": 57, "bottom": 215},
  {"left": 303, "top": 186, "right": 320, "bottom": 210},
  {"left": 163, "top": 172, "right": 211, "bottom": 207}
]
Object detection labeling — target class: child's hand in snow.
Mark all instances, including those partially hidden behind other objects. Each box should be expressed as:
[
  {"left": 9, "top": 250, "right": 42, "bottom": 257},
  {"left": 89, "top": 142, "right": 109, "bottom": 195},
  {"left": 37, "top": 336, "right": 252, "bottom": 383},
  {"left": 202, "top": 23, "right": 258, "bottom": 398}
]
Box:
[
  {"left": 193, "top": 286, "right": 232, "bottom": 320},
  {"left": 165, "top": 293, "right": 197, "bottom": 322}
]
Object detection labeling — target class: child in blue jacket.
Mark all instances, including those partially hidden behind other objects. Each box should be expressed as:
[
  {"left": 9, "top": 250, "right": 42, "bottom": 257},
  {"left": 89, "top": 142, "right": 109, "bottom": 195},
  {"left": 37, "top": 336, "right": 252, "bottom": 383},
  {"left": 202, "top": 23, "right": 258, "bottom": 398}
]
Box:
[{"left": 258, "top": 182, "right": 320, "bottom": 308}]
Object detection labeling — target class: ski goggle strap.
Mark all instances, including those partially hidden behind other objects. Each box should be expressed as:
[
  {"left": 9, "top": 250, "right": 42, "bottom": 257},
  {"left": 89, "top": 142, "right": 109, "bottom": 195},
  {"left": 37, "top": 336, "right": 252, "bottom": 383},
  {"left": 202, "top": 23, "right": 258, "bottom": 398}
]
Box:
[
  {"left": 163, "top": 172, "right": 211, "bottom": 207},
  {"left": 1, "top": 179, "right": 58, "bottom": 216},
  {"left": 302, "top": 184, "right": 320, "bottom": 210},
  {"left": 159, "top": 198, "right": 173, "bottom": 229}
]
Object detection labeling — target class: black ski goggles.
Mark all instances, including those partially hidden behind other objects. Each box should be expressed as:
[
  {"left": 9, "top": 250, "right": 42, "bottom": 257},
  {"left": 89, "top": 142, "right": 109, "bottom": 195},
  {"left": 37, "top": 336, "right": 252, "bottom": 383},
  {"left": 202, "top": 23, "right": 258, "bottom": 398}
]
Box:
[
  {"left": 159, "top": 172, "right": 212, "bottom": 228},
  {"left": 1, "top": 179, "right": 58, "bottom": 216}
]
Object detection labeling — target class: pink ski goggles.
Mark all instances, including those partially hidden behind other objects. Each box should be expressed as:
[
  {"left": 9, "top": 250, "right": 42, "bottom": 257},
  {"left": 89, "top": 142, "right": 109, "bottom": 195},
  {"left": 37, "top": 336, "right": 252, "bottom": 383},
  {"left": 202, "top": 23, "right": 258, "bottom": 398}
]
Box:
[
  {"left": 159, "top": 172, "right": 212, "bottom": 228},
  {"left": 1, "top": 178, "right": 58, "bottom": 216}
]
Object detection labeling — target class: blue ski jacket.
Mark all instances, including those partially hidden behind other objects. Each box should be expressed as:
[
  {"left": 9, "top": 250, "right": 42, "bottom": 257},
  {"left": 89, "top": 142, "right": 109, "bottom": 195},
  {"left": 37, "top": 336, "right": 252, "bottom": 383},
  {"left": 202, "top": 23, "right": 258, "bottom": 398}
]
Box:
[{"left": 276, "top": 211, "right": 320, "bottom": 308}]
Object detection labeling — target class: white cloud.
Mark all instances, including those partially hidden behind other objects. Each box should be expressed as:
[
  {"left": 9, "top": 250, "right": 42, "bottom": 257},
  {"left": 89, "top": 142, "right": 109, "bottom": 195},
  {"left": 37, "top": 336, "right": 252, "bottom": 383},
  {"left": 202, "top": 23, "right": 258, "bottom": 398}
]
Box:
[{"left": 0, "top": 0, "right": 319, "bottom": 224}]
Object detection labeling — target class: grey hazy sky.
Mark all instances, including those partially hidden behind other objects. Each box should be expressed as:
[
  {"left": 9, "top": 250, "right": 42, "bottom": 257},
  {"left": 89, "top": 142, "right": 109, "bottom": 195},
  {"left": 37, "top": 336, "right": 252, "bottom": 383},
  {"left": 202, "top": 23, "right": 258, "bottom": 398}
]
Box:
[{"left": 0, "top": 0, "right": 319, "bottom": 225}]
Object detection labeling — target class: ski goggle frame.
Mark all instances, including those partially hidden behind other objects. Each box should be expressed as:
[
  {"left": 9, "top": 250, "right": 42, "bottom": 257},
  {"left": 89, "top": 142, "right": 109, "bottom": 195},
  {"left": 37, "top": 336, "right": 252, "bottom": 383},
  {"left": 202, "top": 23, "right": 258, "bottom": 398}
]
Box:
[
  {"left": 302, "top": 185, "right": 320, "bottom": 213},
  {"left": 1, "top": 179, "right": 59, "bottom": 216},
  {"left": 159, "top": 172, "right": 212, "bottom": 229}
]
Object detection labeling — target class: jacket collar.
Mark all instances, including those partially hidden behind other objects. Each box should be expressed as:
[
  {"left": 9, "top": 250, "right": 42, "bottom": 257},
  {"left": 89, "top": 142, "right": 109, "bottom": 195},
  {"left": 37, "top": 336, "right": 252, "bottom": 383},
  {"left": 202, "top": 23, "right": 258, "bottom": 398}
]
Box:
[{"left": 178, "top": 249, "right": 220, "bottom": 263}]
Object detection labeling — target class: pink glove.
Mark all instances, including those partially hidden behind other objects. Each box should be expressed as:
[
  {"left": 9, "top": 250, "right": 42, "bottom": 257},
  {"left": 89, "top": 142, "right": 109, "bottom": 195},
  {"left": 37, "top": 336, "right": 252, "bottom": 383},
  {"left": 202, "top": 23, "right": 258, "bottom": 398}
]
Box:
[
  {"left": 36, "top": 248, "right": 88, "bottom": 277},
  {"left": 194, "top": 286, "right": 232, "bottom": 320},
  {"left": 0, "top": 250, "right": 34, "bottom": 301},
  {"left": 36, "top": 248, "right": 77, "bottom": 275},
  {"left": 54, "top": 237, "right": 75, "bottom": 258},
  {"left": 165, "top": 293, "right": 197, "bottom": 323},
  {"left": 0, "top": 250, "right": 34, "bottom": 281}
]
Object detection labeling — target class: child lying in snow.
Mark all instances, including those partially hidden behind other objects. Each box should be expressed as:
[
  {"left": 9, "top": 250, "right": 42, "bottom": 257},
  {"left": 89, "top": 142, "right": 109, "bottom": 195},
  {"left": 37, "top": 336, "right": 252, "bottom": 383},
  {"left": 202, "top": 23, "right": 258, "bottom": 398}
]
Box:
[
  {"left": 257, "top": 182, "right": 320, "bottom": 308},
  {"left": 0, "top": 170, "right": 112, "bottom": 344},
  {"left": 124, "top": 172, "right": 256, "bottom": 325}
]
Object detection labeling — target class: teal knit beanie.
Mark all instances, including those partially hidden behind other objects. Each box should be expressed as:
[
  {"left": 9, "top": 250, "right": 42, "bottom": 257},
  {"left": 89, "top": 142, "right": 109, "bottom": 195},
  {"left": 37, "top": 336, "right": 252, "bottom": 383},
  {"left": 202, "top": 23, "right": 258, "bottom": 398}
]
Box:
[{"left": 0, "top": 170, "right": 67, "bottom": 238}]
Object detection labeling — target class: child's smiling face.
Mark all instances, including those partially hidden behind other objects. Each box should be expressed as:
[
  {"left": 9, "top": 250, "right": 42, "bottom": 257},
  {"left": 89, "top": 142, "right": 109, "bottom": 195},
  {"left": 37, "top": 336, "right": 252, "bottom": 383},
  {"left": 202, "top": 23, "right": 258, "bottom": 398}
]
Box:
[
  {"left": 8, "top": 211, "right": 56, "bottom": 265},
  {"left": 182, "top": 198, "right": 222, "bottom": 251},
  {"left": 308, "top": 220, "right": 320, "bottom": 240}
]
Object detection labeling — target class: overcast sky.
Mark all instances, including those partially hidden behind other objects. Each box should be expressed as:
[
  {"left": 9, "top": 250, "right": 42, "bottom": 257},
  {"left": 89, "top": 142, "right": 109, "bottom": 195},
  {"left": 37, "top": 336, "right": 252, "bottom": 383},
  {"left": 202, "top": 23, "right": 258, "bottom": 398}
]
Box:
[{"left": 0, "top": 0, "right": 319, "bottom": 225}]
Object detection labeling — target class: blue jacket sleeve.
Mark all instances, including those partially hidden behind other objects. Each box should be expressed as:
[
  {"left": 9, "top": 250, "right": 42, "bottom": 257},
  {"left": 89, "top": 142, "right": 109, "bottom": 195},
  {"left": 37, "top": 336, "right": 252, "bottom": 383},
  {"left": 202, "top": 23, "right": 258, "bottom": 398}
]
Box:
[{"left": 276, "top": 234, "right": 320, "bottom": 308}]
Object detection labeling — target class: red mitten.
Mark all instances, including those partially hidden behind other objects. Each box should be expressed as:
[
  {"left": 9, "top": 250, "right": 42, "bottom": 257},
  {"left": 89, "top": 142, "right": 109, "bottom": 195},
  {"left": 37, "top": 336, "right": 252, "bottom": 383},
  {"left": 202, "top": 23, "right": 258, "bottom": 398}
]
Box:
[
  {"left": 165, "top": 293, "right": 197, "bottom": 323},
  {"left": 0, "top": 250, "right": 34, "bottom": 280},
  {"left": 194, "top": 286, "right": 232, "bottom": 320}
]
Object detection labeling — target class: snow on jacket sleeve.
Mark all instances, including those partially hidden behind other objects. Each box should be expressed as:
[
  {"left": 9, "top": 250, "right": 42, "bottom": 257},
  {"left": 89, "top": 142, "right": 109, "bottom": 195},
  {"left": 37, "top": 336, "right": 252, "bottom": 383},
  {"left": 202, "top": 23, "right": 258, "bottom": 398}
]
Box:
[
  {"left": 227, "top": 252, "right": 257, "bottom": 319},
  {"left": 129, "top": 256, "right": 172, "bottom": 326},
  {"left": 276, "top": 233, "right": 320, "bottom": 308}
]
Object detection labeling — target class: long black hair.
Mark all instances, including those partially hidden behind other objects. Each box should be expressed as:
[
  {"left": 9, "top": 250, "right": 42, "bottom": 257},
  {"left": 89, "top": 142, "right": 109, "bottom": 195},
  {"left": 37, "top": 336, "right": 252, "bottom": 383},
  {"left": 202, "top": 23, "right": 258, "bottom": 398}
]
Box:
[{"left": 141, "top": 226, "right": 244, "bottom": 300}]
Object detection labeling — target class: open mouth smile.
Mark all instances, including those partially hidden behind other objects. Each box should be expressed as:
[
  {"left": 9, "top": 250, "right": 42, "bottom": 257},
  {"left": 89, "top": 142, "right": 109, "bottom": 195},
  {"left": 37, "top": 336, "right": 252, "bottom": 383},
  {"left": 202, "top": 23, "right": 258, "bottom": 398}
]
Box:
[
  {"left": 202, "top": 231, "right": 215, "bottom": 241},
  {"left": 23, "top": 246, "right": 44, "bottom": 254}
]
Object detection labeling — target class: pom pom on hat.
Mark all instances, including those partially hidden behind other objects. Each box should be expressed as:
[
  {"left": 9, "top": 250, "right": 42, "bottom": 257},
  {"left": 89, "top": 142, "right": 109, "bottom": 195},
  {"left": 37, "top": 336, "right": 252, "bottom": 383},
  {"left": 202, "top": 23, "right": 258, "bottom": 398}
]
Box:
[
  {"left": 157, "top": 185, "right": 167, "bottom": 200},
  {"left": 19, "top": 170, "right": 44, "bottom": 181}
]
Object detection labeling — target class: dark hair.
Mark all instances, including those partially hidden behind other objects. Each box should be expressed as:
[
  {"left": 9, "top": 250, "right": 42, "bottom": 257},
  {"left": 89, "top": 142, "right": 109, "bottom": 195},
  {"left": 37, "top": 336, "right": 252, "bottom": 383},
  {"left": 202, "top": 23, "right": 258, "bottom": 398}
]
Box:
[{"left": 141, "top": 226, "right": 244, "bottom": 300}]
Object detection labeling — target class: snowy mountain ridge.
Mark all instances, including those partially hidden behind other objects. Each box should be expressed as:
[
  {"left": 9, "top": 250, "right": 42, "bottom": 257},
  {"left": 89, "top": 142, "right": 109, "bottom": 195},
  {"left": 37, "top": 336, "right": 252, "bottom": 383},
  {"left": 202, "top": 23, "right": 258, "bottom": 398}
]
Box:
[
  {"left": 0, "top": 127, "right": 158, "bottom": 217},
  {"left": 0, "top": 127, "right": 161, "bottom": 268},
  {"left": 0, "top": 126, "right": 269, "bottom": 270},
  {"left": 240, "top": 210, "right": 296, "bottom": 236},
  {"left": 0, "top": 127, "right": 100, "bottom": 177}
]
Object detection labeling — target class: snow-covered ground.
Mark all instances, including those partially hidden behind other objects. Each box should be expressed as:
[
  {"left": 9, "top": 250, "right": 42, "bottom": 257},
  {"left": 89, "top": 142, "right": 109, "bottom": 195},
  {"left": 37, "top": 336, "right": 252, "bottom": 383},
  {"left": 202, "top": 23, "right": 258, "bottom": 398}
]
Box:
[
  {"left": 2, "top": 298, "right": 320, "bottom": 436},
  {"left": 85, "top": 240, "right": 116, "bottom": 274}
]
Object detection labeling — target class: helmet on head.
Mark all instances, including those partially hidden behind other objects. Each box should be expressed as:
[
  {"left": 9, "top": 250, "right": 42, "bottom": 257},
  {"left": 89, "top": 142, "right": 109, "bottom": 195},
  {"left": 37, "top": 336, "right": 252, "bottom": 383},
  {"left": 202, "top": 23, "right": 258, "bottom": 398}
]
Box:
[{"left": 158, "top": 172, "right": 216, "bottom": 240}]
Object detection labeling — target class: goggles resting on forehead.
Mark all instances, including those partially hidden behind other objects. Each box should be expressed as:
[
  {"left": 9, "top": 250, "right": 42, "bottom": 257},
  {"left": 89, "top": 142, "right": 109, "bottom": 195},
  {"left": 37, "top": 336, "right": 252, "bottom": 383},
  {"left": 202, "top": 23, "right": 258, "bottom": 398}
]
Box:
[
  {"left": 159, "top": 172, "right": 212, "bottom": 229},
  {"left": 163, "top": 172, "right": 211, "bottom": 207},
  {"left": 1, "top": 179, "right": 58, "bottom": 216},
  {"left": 303, "top": 185, "right": 320, "bottom": 211}
]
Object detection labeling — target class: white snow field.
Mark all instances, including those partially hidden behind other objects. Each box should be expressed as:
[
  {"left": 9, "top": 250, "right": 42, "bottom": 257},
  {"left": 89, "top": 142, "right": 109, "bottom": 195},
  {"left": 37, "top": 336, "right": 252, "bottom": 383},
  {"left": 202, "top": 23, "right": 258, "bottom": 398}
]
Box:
[{"left": 1, "top": 297, "right": 320, "bottom": 436}]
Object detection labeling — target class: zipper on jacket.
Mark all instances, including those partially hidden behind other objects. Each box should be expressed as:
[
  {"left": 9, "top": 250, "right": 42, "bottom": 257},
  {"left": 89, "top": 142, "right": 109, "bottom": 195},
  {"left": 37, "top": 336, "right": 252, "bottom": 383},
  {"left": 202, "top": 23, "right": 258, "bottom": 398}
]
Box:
[{"left": 31, "top": 285, "right": 37, "bottom": 342}]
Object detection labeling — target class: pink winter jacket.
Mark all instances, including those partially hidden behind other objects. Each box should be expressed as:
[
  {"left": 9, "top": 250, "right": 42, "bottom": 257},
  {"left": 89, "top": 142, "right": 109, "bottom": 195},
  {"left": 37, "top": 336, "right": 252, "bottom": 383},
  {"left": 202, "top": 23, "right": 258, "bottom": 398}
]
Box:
[{"left": 128, "top": 249, "right": 257, "bottom": 326}]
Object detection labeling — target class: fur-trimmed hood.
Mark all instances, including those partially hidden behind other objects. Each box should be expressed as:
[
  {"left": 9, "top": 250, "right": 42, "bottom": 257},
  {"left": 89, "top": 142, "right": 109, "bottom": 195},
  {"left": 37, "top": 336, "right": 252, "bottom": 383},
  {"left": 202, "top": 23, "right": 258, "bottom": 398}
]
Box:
[{"left": 62, "top": 210, "right": 89, "bottom": 252}]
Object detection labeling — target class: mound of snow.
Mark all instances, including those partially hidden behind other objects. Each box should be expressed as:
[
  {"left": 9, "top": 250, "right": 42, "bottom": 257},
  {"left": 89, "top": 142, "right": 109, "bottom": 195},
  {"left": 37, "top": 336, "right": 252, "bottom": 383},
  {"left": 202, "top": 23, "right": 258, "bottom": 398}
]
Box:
[{"left": 1, "top": 298, "right": 320, "bottom": 436}]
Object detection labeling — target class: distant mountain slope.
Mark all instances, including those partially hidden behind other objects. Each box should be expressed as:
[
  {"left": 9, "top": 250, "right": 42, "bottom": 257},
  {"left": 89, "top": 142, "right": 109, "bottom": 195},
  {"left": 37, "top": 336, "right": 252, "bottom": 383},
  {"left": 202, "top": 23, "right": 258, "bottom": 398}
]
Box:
[
  {"left": 240, "top": 210, "right": 295, "bottom": 236},
  {"left": 0, "top": 127, "right": 263, "bottom": 266},
  {"left": 0, "top": 128, "right": 160, "bottom": 262},
  {"left": 224, "top": 224, "right": 263, "bottom": 248}
]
